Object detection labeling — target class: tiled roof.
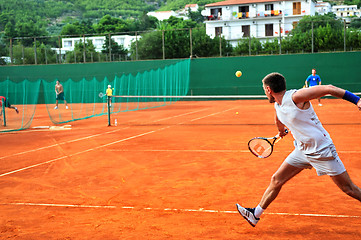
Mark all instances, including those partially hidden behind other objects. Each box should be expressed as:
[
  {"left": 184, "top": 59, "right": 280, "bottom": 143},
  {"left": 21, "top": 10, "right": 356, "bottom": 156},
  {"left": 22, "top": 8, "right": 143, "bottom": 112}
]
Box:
[{"left": 206, "top": 0, "right": 290, "bottom": 7}]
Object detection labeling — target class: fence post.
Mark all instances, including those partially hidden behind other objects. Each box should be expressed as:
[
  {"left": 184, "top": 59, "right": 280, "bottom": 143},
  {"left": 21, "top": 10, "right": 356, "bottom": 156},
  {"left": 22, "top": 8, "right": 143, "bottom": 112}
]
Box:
[
  {"left": 249, "top": 37, "right": 251, "bottom": 56},
  {"left": 135, "top": 31, "right": 138, "bottom": 60},
  {"left": 34, "top": 37, "right": 37, "bottom": 65},
  {"left": 10, "top": 38, "right": 13, "bottom": 65},
  {"left": 279, "top": 20, "right": 282, "bottom": 54},
  {"left": 219, "top": 35, "right": 222, "bottom": 57},
  {"left": 22, "top": 45, "right": 25, "bottom": 65},
  {"left": 45, "top": 48, "right": 48, "bottom": 64},
  {"left": 108, "top": 33, "right": 112, "bottom": 62},
  {"left": 311, "top": 21, "right": 314, "bottom": 53},
  {"left": 343, "top": 19, "right": 346, "bottom": 52},
  {"left": 83, "top": 34, "right": 86, "bottom": 63},
  {"left": 58, "top": 36, "right": 62, "bottom": 64},
  {"left": 162, "top": 30, "right": 165, "bottom": 60},
  {"left": 189, "top": 28, "right": 193, "bottom": 57}
]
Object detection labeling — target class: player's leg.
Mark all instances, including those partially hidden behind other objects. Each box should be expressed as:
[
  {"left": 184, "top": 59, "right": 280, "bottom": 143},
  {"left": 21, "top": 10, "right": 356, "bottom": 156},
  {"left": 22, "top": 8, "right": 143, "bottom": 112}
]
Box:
[
  {"left": 331, "top": 171, "right": 361, "bottom": 202},
  {"left": 236, "top": 161, "right": 303, "bottom": 227},
  {"left": 64, "top": 99, "right": 68, "bottom": 109},
  {"left": 259, "top": 161, "right": 303, "bottom": 209}
]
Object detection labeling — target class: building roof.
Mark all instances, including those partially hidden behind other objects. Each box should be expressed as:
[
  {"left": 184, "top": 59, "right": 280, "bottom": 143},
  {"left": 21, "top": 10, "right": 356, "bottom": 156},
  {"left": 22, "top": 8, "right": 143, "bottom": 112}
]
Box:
[
  {"left": 185, "top": 4, "right": 198, "bottom": 8},
  {"left": 205, "top": 0, "right": 290, "bottom": 7}
]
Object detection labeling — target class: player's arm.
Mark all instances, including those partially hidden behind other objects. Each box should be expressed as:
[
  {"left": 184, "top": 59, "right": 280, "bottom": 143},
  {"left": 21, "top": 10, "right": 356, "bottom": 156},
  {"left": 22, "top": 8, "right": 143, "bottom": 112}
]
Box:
[
  {"left": 293, "top": 85, "right": 361, "bottom": 110},
  {"left": 275, "top": 114, "right": 288, "bottom": 137}
]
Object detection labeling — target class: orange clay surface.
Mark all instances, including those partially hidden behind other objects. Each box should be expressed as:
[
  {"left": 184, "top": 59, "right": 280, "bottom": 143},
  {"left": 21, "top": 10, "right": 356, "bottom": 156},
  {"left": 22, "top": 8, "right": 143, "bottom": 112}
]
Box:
[{"left": 1, "top": 99, "right": 361, "bottom": 240}]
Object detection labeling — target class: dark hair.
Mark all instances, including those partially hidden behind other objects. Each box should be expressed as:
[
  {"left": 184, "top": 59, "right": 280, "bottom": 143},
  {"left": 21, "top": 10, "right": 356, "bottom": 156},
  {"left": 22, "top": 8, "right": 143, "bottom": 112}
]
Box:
[{"left": 262, "top": 72, "right": 286, "bottom": 93}]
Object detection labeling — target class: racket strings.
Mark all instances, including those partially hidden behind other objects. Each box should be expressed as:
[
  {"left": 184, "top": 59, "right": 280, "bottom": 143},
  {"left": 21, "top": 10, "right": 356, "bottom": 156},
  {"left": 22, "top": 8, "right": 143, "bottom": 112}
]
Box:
[{"left": 248, "top": 138, "right": 273, "bottom": 158}]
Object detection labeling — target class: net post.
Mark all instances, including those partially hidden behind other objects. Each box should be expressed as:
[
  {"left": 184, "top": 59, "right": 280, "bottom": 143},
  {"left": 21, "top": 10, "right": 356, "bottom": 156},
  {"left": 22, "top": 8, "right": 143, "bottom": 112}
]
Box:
[
  {"left": 107, "top": 96, "right": 111, "bottom": 126},
  {"left": 2, "top": 98, "right": 6, "bottom": 127}
]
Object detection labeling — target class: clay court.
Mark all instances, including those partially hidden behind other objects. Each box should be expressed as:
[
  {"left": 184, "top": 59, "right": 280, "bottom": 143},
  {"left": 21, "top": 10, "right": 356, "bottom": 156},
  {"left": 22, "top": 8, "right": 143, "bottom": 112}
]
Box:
[{"left": 0, "top": 98, "right": 360, "bottom": 239}]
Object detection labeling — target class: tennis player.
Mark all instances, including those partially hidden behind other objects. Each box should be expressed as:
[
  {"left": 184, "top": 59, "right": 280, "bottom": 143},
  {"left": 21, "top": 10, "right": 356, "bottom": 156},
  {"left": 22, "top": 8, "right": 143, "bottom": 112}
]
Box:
[
  {"left": 0, "top": 96, "right": 19, "bottom": 114},
  {"left": 237, "top": 72, "right": 361, "bottom": 227},
  {"left": 106, "top": 85, "right": 113, "bottom": 107},
  {"left": 305, "top": 68, "right": 322, "bottom": 106},
  {"left": 54, "top": 80, "right": 68, "bottom": 109}
]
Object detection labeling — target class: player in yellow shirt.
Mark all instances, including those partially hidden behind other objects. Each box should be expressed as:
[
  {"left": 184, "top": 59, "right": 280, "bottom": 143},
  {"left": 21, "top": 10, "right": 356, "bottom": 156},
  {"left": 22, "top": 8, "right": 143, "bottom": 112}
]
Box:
[{"left": 106, "top": 85, "right": 113, "bottom": 106}]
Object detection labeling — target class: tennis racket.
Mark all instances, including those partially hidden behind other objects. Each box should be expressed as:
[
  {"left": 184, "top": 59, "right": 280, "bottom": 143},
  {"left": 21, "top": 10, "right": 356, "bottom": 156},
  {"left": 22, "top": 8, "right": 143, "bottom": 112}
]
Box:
[
  {"left": 248, "top": 129, "right": 288, "bottom": 158},
  {"left": 99, "top": 92, "right": 106, "bottom": 98}
]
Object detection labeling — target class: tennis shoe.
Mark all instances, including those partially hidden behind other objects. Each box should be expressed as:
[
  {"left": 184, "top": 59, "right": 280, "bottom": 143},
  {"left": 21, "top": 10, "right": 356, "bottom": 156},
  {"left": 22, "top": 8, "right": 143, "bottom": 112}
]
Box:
[
  {"left": 54, "top": 106, "right": 58, "bottom": 109},
  {"left": 15, "top": 107, "right": 19, "bottom": 114},
  {"left": 66, "top": 106, "right": 69, "bottom": 109},
  {"left": 236, "top": 204, "right": 259, "bottom": 227}
]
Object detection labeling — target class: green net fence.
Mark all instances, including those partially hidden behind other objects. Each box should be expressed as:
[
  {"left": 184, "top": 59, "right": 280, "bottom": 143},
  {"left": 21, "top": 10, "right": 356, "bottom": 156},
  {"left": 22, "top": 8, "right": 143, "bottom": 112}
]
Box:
[
  {"left": 0, "top": 79, "right": 40, "bottom": 132},
  {"left": 0, "top": 59, "right": 191, "bottom": 132},
  {"left": 110, "top": 59, "right": 191, "bottom": 114}
]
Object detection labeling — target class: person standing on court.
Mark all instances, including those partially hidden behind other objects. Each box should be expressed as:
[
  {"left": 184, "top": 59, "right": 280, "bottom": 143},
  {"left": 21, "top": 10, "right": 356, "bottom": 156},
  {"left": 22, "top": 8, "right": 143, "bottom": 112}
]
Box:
[
  {"left": 54, "top": 80, "right": 68, "bottom": 109},
  {"left": 237, "top": 72, "right": 361, "bottom": 227},
  {"left": 305, "top": 68, "right": 322, "bottom": 106},
  {"left": 106, "top": 84, "right": 113, "bottom": 107}
]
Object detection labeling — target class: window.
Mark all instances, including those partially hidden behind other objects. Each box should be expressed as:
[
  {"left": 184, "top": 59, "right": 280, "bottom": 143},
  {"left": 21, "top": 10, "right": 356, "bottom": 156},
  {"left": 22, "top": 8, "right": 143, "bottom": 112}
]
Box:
[
  {"left": 64, "top": 41, "right": 72, "bottom": 47},
  {"left": 265, "top": 24, "right": 273, "bottom": 36},
  {"left": 293, "top": 2, "right": 301, "bottom": 15},
  {"left": 239, "top": 6, "right": 249, "bottom": 13},
  {"left": 211, "top": 8, "right": 222, "bottom": 19},
  {"left": 265, "top": 4, "right": 274, "bottom": 11},
  {"left": 292, "top": 21, "right": 298, "bottom": 29},
  {"left": 215, "top": 27, "right": 223, "bottom": 36},
  {"left": 242, "top": 25, "right": 250, "bottom": 37},
  {"left": 94, "top": 39, "right": 104, "bottom": 47}
]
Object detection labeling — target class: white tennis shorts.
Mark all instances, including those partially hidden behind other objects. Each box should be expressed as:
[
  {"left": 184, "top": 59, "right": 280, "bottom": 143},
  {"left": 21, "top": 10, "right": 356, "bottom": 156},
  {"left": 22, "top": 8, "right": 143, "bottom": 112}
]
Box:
[{"left": 285, "top": 144, "right": 346, "bottom": 176}]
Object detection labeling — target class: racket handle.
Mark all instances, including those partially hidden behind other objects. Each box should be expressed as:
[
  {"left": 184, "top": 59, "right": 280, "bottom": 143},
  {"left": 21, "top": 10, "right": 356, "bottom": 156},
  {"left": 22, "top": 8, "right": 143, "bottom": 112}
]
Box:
[{"left": 276, "top": 129, "right": 288, "bottom": 138}]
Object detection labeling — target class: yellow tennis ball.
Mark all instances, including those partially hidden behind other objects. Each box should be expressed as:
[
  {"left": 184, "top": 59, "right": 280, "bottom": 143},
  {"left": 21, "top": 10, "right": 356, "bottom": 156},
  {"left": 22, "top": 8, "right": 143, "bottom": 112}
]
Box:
[
  {"left": 235, "top": 71, "right": 242, "bottom": 77},
  {"left": 236, "top": 112, "right": 239, "bottom": 115}
]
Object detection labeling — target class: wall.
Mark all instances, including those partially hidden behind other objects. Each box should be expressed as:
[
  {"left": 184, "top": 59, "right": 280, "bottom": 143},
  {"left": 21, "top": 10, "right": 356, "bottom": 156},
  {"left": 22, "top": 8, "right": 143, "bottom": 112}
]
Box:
[
  {"left": 189, "top": 51, "right": 361, "bottom": 95},
  {"left": 1, "top": 51, "right": 360, "bottom": 97}
]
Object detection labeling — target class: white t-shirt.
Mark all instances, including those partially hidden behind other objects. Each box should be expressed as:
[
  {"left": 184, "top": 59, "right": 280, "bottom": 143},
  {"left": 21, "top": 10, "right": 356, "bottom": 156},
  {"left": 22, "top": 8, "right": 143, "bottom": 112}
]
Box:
[{"left": 275, "top": 90, "right": 333, "bottom": 154}]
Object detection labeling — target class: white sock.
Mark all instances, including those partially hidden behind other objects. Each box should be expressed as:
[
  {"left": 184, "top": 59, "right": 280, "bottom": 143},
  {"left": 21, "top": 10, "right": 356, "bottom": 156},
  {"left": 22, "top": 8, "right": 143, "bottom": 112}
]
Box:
[{"left": 254, "top": 205, "right": 264, "bottom": 218}]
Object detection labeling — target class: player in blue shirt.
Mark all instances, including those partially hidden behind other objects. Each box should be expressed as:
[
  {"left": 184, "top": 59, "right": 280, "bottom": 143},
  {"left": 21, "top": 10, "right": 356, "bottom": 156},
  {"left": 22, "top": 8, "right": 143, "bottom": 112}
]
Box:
[{"left": 305, "top": 68, "right": 322, "bottom": 106}]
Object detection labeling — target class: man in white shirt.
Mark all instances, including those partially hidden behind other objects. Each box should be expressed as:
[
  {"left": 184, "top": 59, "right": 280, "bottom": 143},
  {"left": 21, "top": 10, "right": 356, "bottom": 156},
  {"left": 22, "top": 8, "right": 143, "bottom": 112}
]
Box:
[{"left": 237, "top": 72, "right": 361, "bottom": 227}]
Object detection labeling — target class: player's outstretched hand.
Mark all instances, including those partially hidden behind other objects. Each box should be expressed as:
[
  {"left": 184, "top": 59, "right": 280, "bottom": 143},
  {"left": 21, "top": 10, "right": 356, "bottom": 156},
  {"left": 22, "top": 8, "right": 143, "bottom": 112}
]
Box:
[{"left": 357, "top": 99, "right": 361, "bottom": 111}]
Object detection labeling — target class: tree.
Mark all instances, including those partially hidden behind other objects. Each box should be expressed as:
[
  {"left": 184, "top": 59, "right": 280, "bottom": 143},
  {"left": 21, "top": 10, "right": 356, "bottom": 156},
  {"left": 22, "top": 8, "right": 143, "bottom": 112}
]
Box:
[
  {"left": 101, "top": 35, "right": 128, "bottom": 60},
  {"left": 61, "top": 20, "right": 95, "bottom": 36},
  {"left": 64, "top": 39, "right": 97, "bottom": 63},
  {"left": 234, "top": 37, "right": 262, "bottom": 55}
]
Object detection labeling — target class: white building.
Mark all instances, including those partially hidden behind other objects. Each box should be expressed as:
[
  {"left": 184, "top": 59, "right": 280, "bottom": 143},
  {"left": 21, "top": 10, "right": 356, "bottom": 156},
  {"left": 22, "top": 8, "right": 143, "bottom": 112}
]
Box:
[
  {"left": 205, "top": 0, "right": 316, "bottom": 46},
  {"left": 147, "top": 11, "right": 177, "bottom": 21},
  {"left": 60, "top": 35, "right": 138, "bottom": 53},
  {"left": 332, "top": 5, "right": 361, "bottom": 23},
  {"left": 315, "top": 1, "right": 332, "bottom": 15}
]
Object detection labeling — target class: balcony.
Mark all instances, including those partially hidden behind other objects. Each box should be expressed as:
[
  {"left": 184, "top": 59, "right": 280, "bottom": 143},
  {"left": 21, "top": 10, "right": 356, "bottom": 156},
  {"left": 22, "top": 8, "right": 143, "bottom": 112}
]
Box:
[{"left": 257, "top": 10, "right": 282, "bottom": 17}]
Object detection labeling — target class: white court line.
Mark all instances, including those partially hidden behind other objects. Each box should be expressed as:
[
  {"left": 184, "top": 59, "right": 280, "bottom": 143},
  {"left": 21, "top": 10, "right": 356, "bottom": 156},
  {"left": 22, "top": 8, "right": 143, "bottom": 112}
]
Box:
[
  {"left": 108, "top": 149, "right": 250, "bottom": 153},
  {"left": 0, "top": 107, "right": 233, "bottom": 177},
  {"left": 2, "top": 202, "right": 360, "bottom": 219}
]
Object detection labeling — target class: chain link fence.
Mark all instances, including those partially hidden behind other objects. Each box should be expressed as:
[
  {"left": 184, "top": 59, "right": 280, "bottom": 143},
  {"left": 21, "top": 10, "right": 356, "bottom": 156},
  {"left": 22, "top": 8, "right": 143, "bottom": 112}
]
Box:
[{"left": 1, "top": 20, "right": 361, "bottom": 65}]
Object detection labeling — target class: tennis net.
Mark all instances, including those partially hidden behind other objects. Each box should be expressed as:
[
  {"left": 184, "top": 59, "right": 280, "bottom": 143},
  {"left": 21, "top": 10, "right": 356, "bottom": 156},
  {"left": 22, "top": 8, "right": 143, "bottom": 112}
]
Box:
[{"left": 106, "top": 94, "right": 268, "bottom": 126}]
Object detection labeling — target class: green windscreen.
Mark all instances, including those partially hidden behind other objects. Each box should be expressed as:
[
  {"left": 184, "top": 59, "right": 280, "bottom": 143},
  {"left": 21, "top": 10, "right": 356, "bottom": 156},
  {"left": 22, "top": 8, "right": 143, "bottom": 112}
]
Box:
[
  {"left": 0, "top": 79, "right": 40, "bottom": 132},
  {"left": 1, "top": 59, "right": 191, "bottom": 131}
]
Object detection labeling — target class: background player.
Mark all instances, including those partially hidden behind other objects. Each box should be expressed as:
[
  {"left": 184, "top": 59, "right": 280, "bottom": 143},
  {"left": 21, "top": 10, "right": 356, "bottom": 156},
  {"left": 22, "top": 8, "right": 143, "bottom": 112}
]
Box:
[
  {"left": 106, "top": 84, "right": 113, "bottom": 107},
  {"left": 0, "top": 96, "right": 19, "bottom": 114},
  {"left": 55, "top": 80, "right": 68, "bottom": 109},
  {"left": 237, "top": 72, "right": 361, "bottom": 227},
  {"left": 305, "top": 68, "right": 322, "bottom": 106}
]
